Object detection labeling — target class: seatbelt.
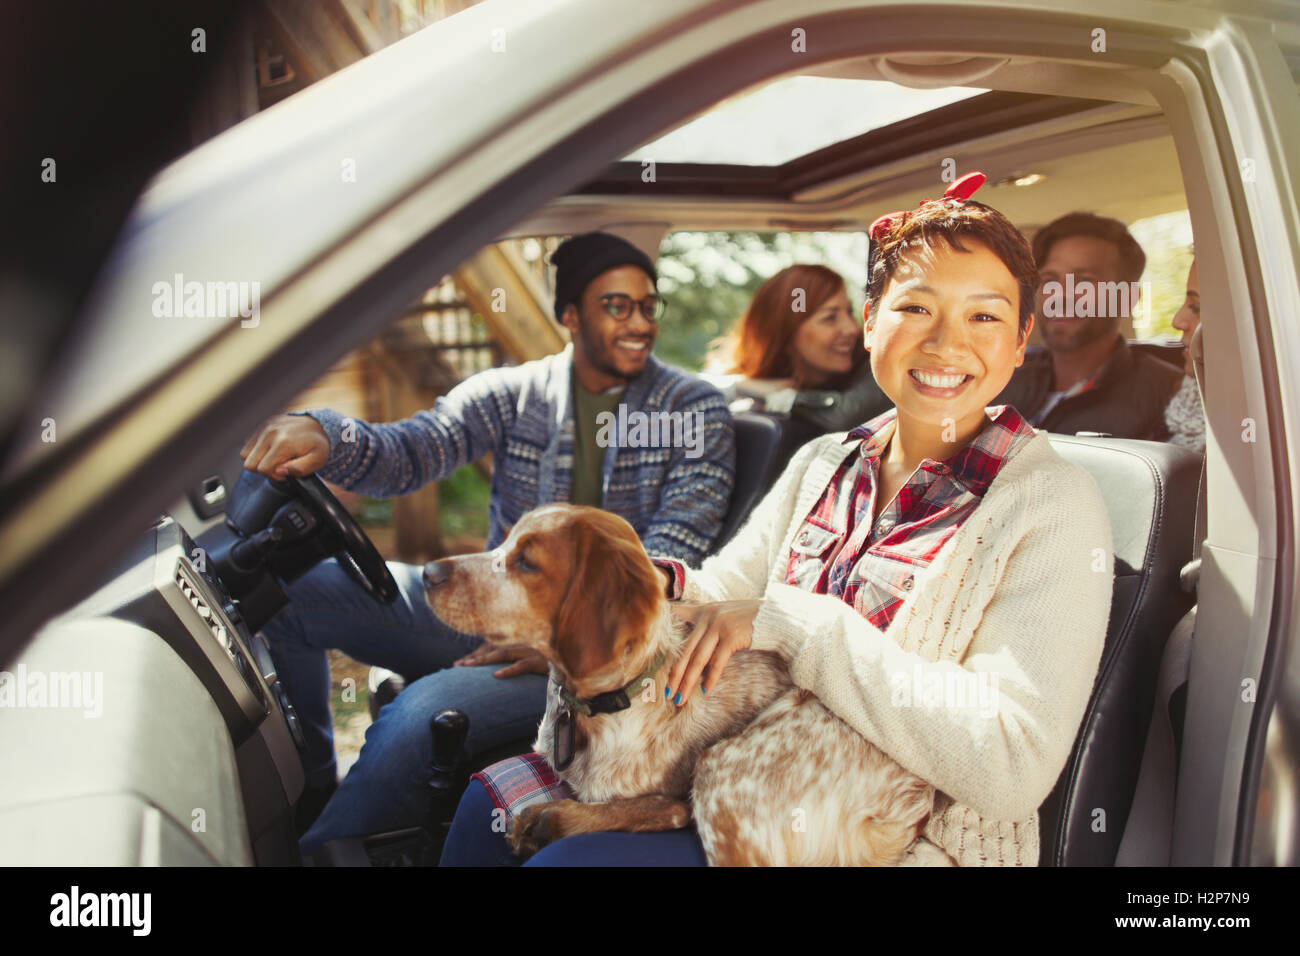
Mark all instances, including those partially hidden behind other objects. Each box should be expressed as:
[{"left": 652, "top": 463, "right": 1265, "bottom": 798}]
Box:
[{"left": 1116, "top": 331, "right": 1206, "bottom": 865}]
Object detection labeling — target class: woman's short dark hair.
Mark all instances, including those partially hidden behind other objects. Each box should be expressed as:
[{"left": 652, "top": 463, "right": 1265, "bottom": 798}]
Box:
[
  {"left": 865, "top": 199, "right": 1037, "bottom": 334},
  {"left": 1031, "top": 211, "right": 1146, "bottom": 284}
]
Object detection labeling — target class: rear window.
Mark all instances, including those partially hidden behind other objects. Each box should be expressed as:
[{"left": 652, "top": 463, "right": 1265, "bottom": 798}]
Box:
[
  {"left": 654, "top": 230, "right": 867, "bottom": 372},
  {"left": 1128, "top": 209, "right": 1194, "bottom": 341}
]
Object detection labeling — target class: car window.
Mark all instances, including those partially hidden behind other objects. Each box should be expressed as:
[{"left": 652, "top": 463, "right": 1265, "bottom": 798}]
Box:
[
  {"left": 656, "top": 230, "right": 867, "bottom": 372},
  {"left": 1128, "top": 209, "right": 1194, "bottom": 341}
]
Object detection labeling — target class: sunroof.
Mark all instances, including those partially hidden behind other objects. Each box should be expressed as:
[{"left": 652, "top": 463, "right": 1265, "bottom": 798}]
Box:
[{"left": 623, "top": 76, "right": 985, "bottom": 167}]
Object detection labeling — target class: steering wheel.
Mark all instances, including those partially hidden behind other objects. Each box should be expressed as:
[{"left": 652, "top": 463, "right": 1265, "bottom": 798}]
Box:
[{"left": 275, "top": 473, "right": 401, "bottom": 604}]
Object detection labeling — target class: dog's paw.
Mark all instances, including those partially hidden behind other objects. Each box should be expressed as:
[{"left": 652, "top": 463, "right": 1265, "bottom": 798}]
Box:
[{"left": 506, "top": 800, "right": 581, "bottom": 857}]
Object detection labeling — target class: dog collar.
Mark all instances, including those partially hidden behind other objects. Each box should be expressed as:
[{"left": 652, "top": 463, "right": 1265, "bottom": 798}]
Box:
[
  {"left": 554, "top": 649, "right": 668, "bottom": 717},
  {"left": 550, "top": 649, "right": 668, "bottom": 771}
]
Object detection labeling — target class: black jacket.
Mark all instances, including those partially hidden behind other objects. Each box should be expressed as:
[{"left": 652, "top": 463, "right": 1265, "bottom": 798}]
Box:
[
  {"left": 791, "top": 362, "right": 893, "bottom": 432},
  {"left": 995, "top": 336, "right": 1183, "bottom": 440}
]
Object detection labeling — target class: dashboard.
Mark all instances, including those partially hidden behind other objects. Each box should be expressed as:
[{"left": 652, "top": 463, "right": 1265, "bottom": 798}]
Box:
[{"left": 0, "top": 515, "right": 306, "bottom": 865}]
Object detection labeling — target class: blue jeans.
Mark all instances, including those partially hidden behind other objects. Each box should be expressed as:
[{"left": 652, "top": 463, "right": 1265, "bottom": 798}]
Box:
[
  {"left": 259, "top": 558, "right": 548, "bottom": 856},
  {"left": 439, "top": 779, "right": 708, "bottom": 867}
]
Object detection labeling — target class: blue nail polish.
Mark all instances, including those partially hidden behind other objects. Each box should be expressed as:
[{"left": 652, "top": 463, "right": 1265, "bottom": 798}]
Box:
[
  {"left": 664, "top": 685, "right": 672, "bottom": 699},
  {"left": 673, "top": 691, "right": 682, "bottom": 706}
]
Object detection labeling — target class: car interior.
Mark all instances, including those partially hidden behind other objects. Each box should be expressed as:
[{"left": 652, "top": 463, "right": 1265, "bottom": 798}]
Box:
[{"left": 0, "top": 0, "right": 1294, "bottom": 868}]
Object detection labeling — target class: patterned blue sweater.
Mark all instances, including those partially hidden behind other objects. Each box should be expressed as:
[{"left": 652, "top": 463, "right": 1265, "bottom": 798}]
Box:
[{"left": 301, "top": 345, "right": 735, "bottom": 563}]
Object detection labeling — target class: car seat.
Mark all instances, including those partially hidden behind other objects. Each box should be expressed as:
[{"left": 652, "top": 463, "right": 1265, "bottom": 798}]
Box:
[{"left": 1037, "top": 435, "right": 1200, "bottom": 865}]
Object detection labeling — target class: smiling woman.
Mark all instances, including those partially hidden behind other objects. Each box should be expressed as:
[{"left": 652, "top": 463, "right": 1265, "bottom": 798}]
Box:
[
  {"left": 863, "top": 179, "right": 1038, "bottom": 468},
  {"left": 724, "top": 265, "right": 862, "bottom": 387},
  {"left": 702, "top": 263, "right": 892, "bottom": 430},
  {"left": 443, "top": 176, "right": 1115, "bottom": 867}
]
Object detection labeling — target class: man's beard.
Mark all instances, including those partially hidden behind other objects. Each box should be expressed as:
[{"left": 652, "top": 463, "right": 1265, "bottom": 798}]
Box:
[
  {"left": 1040, "top": 313, "right": 1119, "bottom": 353},
  {"left": 573, "top": 314, "right": 642, "bottom": 382}
]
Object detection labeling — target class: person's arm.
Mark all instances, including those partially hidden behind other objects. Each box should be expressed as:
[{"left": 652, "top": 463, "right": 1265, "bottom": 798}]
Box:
[
  {"left": 637, "top": 386, "right": 734, "bottom": 564},
  {"left": 649, "top": 434, "right": 834, "bottom": 603},
  {"left": 298, "top": 364, "right": 521, "bottom": 497},
  {"left": 748, "top": 471, "right": 1113, "bottom": 823}
]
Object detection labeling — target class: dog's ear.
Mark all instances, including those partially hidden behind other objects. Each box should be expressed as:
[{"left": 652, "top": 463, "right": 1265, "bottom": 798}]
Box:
[{"left": 553, "top": 512, "right": 661, "bottom": 681}]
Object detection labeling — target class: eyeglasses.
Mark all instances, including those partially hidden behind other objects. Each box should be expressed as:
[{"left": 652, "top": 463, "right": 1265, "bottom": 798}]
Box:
[{"left": 598, "top": 293, "right": 666, "bottom": 323}]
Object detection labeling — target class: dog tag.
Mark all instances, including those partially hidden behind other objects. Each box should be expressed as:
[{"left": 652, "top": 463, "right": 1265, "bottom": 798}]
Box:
[{"left": 553, "top": 703, "right": 576, "bottom": 772}]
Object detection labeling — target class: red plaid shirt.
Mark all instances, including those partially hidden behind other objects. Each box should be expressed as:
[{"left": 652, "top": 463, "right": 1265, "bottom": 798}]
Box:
[
  {"left": 655, "top": 405, "right": 1034, "bottom": 629},
  {"left": 784, "top": 404, "right": 1034, "bottom": 631}
]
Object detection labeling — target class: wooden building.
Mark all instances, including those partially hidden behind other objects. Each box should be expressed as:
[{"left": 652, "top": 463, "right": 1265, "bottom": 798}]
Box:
[{"left": 190, "top": 0, "right": 569, "bottom": 562}]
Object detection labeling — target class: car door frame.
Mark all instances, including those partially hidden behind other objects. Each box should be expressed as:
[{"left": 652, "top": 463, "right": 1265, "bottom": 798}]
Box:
[{"left": 0, "top": 0, "right": 1295, "bottom": 868}]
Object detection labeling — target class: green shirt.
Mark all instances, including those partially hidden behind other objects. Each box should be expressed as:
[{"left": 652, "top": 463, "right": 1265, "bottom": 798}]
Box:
[{"left": 570, "top": 380, "right": 625, "bottom": 506}]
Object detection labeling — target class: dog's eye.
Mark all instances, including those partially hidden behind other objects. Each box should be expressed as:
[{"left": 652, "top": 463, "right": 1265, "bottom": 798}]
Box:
[{"left": 515, "top": 553, "right": 537, "bottom": 573}]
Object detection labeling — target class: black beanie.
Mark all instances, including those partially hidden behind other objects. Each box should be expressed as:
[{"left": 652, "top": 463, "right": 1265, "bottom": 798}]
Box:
[{"left": 551, "top": 232, "right": 657, "bottom": 320}]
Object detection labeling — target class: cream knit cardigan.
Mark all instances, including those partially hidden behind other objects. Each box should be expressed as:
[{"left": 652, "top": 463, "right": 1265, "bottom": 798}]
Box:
[{"left": 680, "top": 426, "right": 1114, "bottom": 866}]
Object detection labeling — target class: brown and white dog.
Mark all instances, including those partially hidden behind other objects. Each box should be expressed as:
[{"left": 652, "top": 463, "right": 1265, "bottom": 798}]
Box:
[{"left": 423, "top": 504, "right": 934, "bottom": 865}]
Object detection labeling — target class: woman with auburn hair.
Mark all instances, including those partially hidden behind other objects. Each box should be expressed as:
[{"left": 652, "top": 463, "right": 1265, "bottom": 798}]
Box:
[{"left": 703, "top": 263, "right": 892, "bottom": 431}]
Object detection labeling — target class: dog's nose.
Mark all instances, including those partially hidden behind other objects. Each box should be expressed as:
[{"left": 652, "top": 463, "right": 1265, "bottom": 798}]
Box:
[{"left": 423, "top": 561, "right": 451, "bottom": 589}]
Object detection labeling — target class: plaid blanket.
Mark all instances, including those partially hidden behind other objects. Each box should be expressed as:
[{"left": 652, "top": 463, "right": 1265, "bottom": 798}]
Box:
[{"left": 473, "top": 752, "right": 575, "bottom": 820}]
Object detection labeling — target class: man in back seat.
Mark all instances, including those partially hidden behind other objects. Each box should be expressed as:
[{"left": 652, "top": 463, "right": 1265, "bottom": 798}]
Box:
[{"left": 996, "top": 212, "right": 1182, "bottom": 439}]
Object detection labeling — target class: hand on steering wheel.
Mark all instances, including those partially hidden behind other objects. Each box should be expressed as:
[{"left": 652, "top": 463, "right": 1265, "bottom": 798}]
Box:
[
  {"left": 238, "top": 413, "right": 398, "bottom": 604},
  {"left": 241, "top": 413, "right": 331, "bottom": 480}
]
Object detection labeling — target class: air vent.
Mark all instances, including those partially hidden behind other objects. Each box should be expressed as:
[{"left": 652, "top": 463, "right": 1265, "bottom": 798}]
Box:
[
  {"left": 175, "top": 563, "right": 266, "bottom": 709},
  {"left": 176, "top": 565, "right": 230, "bottom": 651}
]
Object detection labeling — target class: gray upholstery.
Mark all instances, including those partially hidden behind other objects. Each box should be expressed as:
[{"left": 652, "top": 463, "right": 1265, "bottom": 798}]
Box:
[
  {"left": 1037, "top": 435, "right": 1200, "bottom": 865},
  {"left": 711, "top": 413, "right": 783, "bottom": 549}
]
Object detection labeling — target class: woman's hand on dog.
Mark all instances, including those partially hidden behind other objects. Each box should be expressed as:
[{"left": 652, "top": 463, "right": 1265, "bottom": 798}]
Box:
[
  {"left": 241, "top": 413, "right": 331, "bottom": 479},
  {"left": 453, "top": 642, "right": 549, "bottom": 678},
  {"left": 666, "top": 601, "right": 762, "bottom": 707}
]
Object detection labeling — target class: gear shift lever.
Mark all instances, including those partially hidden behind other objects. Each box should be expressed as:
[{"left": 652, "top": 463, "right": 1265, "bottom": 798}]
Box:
[{"left": 425, "top": 709, "right": 470, "bottom": 852}]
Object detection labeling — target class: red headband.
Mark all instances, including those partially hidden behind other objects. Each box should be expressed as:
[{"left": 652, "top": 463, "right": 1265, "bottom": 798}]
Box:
[{"left": 868, "top": 170, "right": 988, "bottom": 242}]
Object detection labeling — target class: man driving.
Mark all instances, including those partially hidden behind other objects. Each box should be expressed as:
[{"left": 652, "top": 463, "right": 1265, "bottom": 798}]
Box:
[{"left": 240, "top": 232, "right": 735, "bottom": 849}]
